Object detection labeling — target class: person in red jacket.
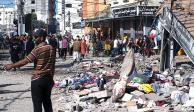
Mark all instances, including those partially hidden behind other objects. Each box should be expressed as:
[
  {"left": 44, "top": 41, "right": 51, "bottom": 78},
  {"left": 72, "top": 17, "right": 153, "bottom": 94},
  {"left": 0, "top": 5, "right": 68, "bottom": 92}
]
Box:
[{"left": 80, "top": 38, "right": 87, "bottom": 59}]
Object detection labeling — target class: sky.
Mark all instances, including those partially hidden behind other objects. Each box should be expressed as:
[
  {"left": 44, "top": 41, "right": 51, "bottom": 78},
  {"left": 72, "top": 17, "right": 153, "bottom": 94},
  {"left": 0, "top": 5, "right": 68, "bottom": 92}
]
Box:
[{"left": 0, "top": 0, "right": 15, "bottom": 8}]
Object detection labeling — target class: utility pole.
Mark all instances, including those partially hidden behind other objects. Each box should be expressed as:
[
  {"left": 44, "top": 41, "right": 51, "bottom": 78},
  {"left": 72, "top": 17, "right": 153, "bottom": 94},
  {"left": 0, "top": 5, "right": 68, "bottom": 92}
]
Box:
[
  {"left": 160, "top": 0, "right": 175, "bottom": 71},
  {"left": 143, "top": 0, "right": 148, "bottom": 36},
  {"left": 68, "top": 11, "right": 71, "bottom": 32},
  {"left": 62, "top": 0, "right": 65, "bottom": 35},
  {"left": 17, "top": 0, "right": 25, "bottom": 35},
  {"left": 169, "top": 0, "right": 175, "bottom": 68},
  {"left": 8, "top": 14, "right": 11, "bottom": 37},
  {"left": 48, "top": 0, "right": 56, "bottom": 34}
]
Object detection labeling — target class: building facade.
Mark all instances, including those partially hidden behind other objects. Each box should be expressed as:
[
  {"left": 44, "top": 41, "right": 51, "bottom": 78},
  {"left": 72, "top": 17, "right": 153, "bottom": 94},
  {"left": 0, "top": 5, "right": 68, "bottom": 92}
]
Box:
[
  {"left": 23, "top": 0, "right": 82, "bottom": 35},
  {"left": 24, "top": 0, "right": 49, "bottom": 23},
  {"left": 111, "top": 0, "right": 162, "bottom": 38},
  {"left": 0, "top": 6, "right": 16, "bottom": 35},
  {"left": 81, "top": 0, "right": 111, "bottom": 36},
  {"left": 82, "top": 0, "right": 162, "bottom": 39},
  {"left": 82, "top": 0, "right": 110, "bottom": 19},
  {"left": 57, "top": 0, "right": 83, "bottom": 35}
]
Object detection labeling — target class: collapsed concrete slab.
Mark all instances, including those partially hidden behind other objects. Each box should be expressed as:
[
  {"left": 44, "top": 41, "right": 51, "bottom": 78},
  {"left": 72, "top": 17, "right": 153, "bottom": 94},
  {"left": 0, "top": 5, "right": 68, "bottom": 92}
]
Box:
[{"left": 112, "top": 49, "right": 135, "bottom": 101}]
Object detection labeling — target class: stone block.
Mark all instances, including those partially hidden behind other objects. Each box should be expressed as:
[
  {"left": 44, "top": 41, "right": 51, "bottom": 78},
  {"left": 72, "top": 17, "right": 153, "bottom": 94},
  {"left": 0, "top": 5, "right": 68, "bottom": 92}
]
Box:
[
  {"left": 126, "top": 101, "right": 138, "bottom": 112},
  {"left": 184, "top": 99, "right": 194, "bottom": 107},
  {"left": 89, "top": 87, "right": 99, "bottom": 92},
  {"left": 58, "top": 110, "right": 65, "bottom": 112},
  {"left": 76, "top": 89, "right": 91, "bottom": 97},
  {"left": 79, "top": 96, "right": 95, "bottom": 102},
  {"left": 88, "top": 90, "right": 112, "bottom": 99},
  {"left": 144, "top": 93, "right": 166, "bottom": 102},
  {"left": 127, "top": 101, "right": 137, "bottom": 106},
  {"left": 121, "top": 93, "right": 133, "bottom": 102},
  {"left": 131, "top": 90, "right": 144, "bottom": 97}
]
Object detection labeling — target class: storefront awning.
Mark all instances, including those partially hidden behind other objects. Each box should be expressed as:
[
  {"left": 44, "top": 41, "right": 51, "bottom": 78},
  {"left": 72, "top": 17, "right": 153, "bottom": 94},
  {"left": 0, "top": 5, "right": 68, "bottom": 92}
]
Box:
[{"left": 85, "top": 17, "right": 113, "bottom": 23}]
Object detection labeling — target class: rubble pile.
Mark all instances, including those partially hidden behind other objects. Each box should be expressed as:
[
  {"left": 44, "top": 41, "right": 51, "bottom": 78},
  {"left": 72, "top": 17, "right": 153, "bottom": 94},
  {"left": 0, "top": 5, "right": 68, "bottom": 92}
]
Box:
[{"left": 53, "top": 51, "right": 194, "bottom": 112}]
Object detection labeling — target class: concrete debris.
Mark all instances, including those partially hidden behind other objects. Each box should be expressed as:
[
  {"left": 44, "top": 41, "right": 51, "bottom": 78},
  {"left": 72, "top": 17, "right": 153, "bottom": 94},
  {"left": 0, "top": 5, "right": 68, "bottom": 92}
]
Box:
[
  {"left": 126, "top": 101, "right": 138, "bottom": 112},
  {"left": 53, "top": 51, "right": 194, "bottom": 112},
  {"left": 144, "top": 93, "right": 166, "bottom": 102},
  {"left": 88, "top": 90, "right": 112, "bottom": 99},
  {"left": 184, "top": 99, "right": 194, "bottom": 107},
  {"left": 121, "top": 93, "right": 133, "bottom": 102},
  {"left": 131, "top": 90, "right": 145, "bottom": 97}
]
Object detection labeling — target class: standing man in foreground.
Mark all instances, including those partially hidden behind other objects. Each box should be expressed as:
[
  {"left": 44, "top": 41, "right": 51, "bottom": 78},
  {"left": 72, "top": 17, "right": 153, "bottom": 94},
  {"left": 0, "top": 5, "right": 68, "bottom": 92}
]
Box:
[{"left": 4, "top": 29, "right": 56, "bottom": 112}]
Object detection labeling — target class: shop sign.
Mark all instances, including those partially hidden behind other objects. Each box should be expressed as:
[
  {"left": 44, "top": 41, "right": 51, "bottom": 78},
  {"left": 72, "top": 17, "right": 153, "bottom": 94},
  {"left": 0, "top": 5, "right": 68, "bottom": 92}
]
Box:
[
  {"left": 113, "top": 6, "right": 158, "bottom": 17},
  {"left": 138, "top": 6, "right": 158, "bottom": 16},
  {"left": 113, "top": 7, "right": 136, "bottom": 18}
]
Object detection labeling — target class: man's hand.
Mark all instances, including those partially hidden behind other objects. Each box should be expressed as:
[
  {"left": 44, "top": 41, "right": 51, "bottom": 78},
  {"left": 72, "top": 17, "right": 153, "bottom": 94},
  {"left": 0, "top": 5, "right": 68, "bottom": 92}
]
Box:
[{"left": 4, "top": 64, "right": 13, "bottom": 71}]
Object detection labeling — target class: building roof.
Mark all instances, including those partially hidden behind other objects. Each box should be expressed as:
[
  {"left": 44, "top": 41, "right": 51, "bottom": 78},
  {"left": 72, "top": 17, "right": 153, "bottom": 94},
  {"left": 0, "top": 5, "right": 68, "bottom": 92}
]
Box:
[{"left": 161, "top": 0, "right": 194, "bottom": 37}]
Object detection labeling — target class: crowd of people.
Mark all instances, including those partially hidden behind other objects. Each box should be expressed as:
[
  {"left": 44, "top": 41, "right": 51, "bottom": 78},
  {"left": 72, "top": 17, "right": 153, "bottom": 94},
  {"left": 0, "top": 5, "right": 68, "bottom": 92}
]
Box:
[{"left": 2, "top": 32, "right": 161, "bottom": 70}]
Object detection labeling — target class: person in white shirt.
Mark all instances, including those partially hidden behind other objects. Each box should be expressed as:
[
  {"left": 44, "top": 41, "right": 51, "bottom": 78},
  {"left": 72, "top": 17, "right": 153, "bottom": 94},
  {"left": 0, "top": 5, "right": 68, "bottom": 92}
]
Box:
[
  {"left": 85, "top": 34, "right": 90, "bottom": 55},
  {"left": 111, "top": 38, "right": 119, "bottom": 57},
  {"left": 113, "top": 38, "right": 118, "bottom": 49},
  {"left": 58, "top": 37, "right": 63, "bottom": 58}
]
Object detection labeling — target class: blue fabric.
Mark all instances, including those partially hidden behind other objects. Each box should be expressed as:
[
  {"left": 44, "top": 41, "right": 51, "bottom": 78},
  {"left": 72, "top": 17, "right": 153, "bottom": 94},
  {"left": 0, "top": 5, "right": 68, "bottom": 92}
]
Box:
[{"left": 152, "top": 82, "right": 160, "bottom": 93}]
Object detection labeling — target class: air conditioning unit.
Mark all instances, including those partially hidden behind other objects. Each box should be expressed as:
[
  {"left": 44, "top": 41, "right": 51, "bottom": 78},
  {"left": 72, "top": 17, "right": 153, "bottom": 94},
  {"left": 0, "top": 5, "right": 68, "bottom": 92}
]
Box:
[
  {"left": 123, "top": 0, "right": 129, "bottom": 3},
  {"left": 111, "top": 0, "right": 119, "bottom": 5},
  {"left": 113, "top": 2, "right": 119, "bottom": 4}
]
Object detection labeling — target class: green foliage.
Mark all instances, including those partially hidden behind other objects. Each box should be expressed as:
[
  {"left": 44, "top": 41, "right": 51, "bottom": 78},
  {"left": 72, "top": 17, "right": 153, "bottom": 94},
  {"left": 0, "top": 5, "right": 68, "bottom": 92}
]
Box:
[
  {"left": 56, "top": 34, "right": 62, "bottom": 39},
  {"left": 25, "top": 13, "right": 46, "bottom": 34},
  {"left": 32, "top": 20, "right": 47, "bottom": 29},
  {"left": 25, "top": 13, "right": 33, "bottom": 34}
]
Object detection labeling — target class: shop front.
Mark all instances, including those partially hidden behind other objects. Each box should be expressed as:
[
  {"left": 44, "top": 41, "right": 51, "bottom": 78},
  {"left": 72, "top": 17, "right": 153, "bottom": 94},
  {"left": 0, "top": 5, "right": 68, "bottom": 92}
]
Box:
[
  {"left": 83, "top": 10, "right": 114, "bottom": 41},
  {"left": 112, "top": 6, "right": 158, "bottom": 39},
  {"left": 83, "top": 5, "right": 158, "bottom": 40}
]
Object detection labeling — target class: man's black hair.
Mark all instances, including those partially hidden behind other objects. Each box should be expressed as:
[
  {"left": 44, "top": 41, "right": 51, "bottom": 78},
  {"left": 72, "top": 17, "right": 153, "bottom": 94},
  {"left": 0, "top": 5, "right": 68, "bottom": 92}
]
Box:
[{"left": 33, "top": 29, "right": 47, "bottom": 40}]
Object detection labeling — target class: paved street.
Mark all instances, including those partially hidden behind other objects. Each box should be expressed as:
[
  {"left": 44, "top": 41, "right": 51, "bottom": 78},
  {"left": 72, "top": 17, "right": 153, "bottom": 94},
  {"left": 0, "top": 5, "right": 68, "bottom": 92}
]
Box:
[
  {"left": 1, "top": 0, "right": 194, "bottom": 111},
  {"left": 0, "top": 67, "right": 33, "bottom": 112},
  {"left": 0, "top": 52, "right": 77, "bottom": 112}
]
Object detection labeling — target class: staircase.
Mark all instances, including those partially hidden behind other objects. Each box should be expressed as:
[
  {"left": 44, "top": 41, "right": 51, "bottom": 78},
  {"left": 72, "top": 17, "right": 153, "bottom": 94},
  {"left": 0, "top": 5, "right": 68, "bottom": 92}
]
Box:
[{"left": 159, "top": 0, "right": 194, "bottom": 63}]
